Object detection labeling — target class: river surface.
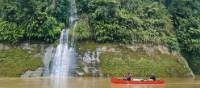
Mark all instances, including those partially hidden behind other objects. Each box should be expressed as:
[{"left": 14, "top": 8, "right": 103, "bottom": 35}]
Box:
[{"left": 0, "top": 77, "right": 200, "bottom": 88}]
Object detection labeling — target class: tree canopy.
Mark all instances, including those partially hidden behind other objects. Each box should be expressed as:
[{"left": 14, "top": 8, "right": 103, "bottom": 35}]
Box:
[
  {"left": 75, "top": 0, "right": 200, "bottom": 74},
  {"left": 0, "top": 0, "right": 69, "bottom": 43}
]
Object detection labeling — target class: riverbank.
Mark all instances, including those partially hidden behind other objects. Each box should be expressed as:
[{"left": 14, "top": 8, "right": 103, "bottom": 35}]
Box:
[{"left": 0, "top": 42, "right": 195, "bottom": 78}]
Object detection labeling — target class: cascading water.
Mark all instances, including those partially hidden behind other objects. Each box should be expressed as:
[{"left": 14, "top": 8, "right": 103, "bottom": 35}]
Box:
[
  {"left": 51, "top": 0, "right": 77, "bottom": 78},
  {"left": 51, "top": 30, "right": 73, "bottom": 77},
  {"left": 50, "top": 0, "right": 77, "bottom": 88}
]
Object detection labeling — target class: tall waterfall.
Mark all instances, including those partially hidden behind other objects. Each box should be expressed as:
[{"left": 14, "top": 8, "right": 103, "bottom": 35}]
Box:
[{"left": 51, "top": 0, "right": 77, "bottom": 78}]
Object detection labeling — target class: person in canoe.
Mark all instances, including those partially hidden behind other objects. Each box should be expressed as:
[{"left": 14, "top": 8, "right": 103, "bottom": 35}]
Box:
[
  {"left": 149, "top": 73, "right": 156, "bottom": 81},
  {"left": 123, "top": 72, "right": 132, "bottom": 81}
]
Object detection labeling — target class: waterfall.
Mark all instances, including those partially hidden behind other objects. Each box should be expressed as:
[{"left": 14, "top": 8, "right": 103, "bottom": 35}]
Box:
[{"left": 50, "top": 0, "right": 77, "bottom": 78}]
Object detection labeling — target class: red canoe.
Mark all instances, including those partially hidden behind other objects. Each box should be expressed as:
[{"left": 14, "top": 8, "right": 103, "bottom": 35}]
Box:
[{"left": 111, "top": 78, "right": 165, "bottom": 84}]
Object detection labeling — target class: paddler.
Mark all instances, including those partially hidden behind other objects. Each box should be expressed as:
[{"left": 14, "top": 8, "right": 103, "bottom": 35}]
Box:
[
  {"left": 149, "top": 73, "right": 156, "bottom": 81},
  {"left": 123, "top": 72, "right": 132, "bottom": 81}
]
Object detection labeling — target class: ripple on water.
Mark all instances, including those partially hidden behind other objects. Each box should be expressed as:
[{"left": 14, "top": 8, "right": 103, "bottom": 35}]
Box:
[{"left": 0, "top": 77, "right": 200, "bottom": 88}]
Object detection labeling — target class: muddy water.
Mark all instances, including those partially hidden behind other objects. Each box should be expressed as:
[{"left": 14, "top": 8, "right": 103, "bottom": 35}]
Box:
[{"left": 0, "top": 77, "right": 200, "bottom": 88}]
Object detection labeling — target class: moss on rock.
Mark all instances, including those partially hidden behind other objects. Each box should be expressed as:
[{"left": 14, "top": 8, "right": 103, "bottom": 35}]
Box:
[
  {"left": 77, "top": 41, "right": 193, "bottom": 77},
  {"left": 0, "top": 47, "right": 43, "bottom": 77}
]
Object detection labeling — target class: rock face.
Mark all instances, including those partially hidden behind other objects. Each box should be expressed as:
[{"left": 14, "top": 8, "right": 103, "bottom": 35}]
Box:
[
  {"left": 0, "top": 43, "right": 54, "bottom": 77},
  {"left": 76, "top": 42, "right": 195, "bottom": 78},
  {"left": 21, "top": 68, "right": 43, "bottom": 78},
  {"left": 0, "top": 44, "right": 10, "bottom": 50},
  {"left": 77, "top": 49, "right": 102, "bottom": 76},
  {"left": 0, "top": 43, "right": 45, "bottom": 77},
  {"left": 18, "top": 43, "right": 53, "bottom": 77},
  {"left": 127, "top": 44, "right": 170, "bottom": 56},
  {"left": 126, "top": 44, "right": 195, "bottom": 78},
  {"left": 0, "top": 42, "right": 195, "bottom": 78},
  {"left": 42, "top": 45, "right": 54, "bottom": 76}
]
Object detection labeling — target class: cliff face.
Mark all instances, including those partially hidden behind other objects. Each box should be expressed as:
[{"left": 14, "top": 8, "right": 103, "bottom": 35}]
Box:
[
  {"left": 0, "top": 43, "right": 45, "bottom": 77},
  {"left": 0, "top": 42, "right": 195, "bottom": 78},
  {"left": 76, "top": 41, "right": 194, "bottom": 78}
]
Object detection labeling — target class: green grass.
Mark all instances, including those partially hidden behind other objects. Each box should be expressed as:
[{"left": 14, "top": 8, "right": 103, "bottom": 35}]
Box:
[
  {"left": 0, "top": 48, "right": 43, "bottom": 77},
  {"left": 99, "top": 46, "right": 190, "bottom": 77},
  {"left": 77, "top": 41, "right": 191, "bottom": 77}
]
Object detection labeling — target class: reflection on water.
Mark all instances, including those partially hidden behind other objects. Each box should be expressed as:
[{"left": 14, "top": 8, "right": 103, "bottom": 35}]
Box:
[
  {"left": 111, "top": 84, "right": 165, "bottom": 88},
  {"left": 0, "top": 77, "right": 200, "bottom": 88},
  {"left": 51, "top": 77, "right": 67, "bottom": 88}
]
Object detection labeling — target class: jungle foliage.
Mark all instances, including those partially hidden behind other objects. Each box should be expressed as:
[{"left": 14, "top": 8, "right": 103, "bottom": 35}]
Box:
[
  {"left": 0, "top": 0, "right": 69, "bottom": 43},
  {"left": 76, "top": 0, "right": 179, "bottom": 51},
  {"left": 162, "top": 0, "right": 200, "bottom": 74},
  {"left": 76, "top": 0, "right": 200, "bottom": 74}
]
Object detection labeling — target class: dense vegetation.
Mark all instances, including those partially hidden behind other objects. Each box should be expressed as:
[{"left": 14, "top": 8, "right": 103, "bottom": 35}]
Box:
[
  {"left": 0, "top": 0, "right": 200, "bottom": 74},
  {"left": 161, "top": 0, "right": 200, "bottom": 74},
  {"left": 76, "top": 0, "right": 179, "bottom": 51},
  {"left": 0, "top": 0, "right": 69, "bottom": 43},
  {"left": 75, "top": 0, "right": 200, "bottom": 74}
]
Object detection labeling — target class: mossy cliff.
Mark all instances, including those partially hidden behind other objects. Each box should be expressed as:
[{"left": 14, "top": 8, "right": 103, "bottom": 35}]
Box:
[
  {"left": 76, "top": 41, "right": 194, "bottom": 78},
  {"left": 0, "top": 43, "right": 44, "bottom": 77},
  {"left": 0, "top": 42, "right": 195, "bottom": 78}
]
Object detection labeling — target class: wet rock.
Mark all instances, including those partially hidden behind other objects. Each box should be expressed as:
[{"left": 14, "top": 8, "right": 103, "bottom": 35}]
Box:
[
  {"left": 79, "top": 48, "right": 103, "bottom": 76},
  {"left": 83, "top": 64, "right": 89, "bottom": 73},
  {"left": 75, "top": 71, "right": 84, "bottom": 76},
  {"left": 0, "top": 44, "right": 10, "bottom": 50},
  {"left": 127, "top": 44, "right": 170, "bottom": 56},
  {"left": 4, "top": 46, "right": 10, "bottom": 50},
  {"left": 21, "top": 71, "right": 32, "bottom": 78},
  {"left": 42, "top": 45, "right": 54, "bottom": 76},
  {"left": 21, "top": 43, "right": 32, "bottom": 50},
  {"left": 0, "top": 44, "right": 3, "bottom": 50},
  {"left": 31, "top": 68, "right": 43, "bottom": 77},
  {"left": 28, "top": 51, "right": 32, "bottom": 54},
  {"left": 21, "top": 67, "right": 43, "bottom": 78},
  {"left": 32, "top": 53, "right": 42, "bottom": 58}
]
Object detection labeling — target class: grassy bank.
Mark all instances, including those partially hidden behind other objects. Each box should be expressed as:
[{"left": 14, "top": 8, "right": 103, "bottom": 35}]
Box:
[
  {"left": 100, "top": 51, "right": 189, "bottom": 77},
  {"left": 0, "top": 47, "right": 43, "bottom": 77},
  {"left": 77, "top": 41, "right": 193, "bottom": 77}
]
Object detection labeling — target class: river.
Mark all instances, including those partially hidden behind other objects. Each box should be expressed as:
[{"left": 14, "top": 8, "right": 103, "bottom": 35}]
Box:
[{"left": 0, "top": 77, "right": 199, "bottom": 88}]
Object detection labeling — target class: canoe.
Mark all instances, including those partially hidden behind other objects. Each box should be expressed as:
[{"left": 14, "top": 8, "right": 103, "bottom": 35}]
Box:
[{"left": 111, "top": 78, "right": 165, "bottom": 84}]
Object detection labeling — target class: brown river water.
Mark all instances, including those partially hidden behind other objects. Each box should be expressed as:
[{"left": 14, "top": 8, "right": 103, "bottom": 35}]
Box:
[{"left": 0, "top": 77, "right": 200, "bottom": 88}]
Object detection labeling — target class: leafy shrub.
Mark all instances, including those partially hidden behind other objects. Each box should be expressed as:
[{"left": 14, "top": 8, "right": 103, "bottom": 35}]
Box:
[
  {"left": 0, "top": 0, "right": 66, "bottom": 43},
  {"left": 69, "top": 16, "right": 92, "bottom": 41},
  {"left": 77, "top": 0, "right": 175, "bottom": 45},
  {"left": 0, "top": 19, "right": 24, "bottom": 43}
]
